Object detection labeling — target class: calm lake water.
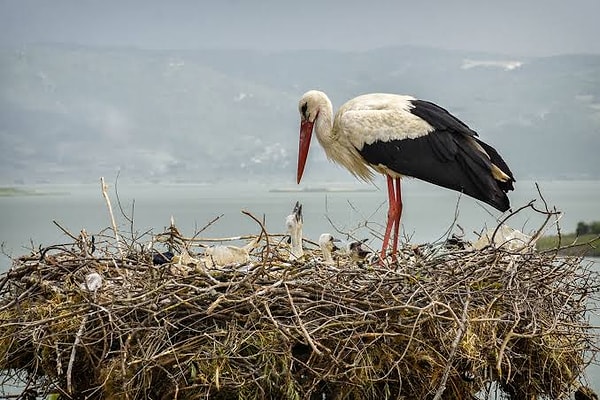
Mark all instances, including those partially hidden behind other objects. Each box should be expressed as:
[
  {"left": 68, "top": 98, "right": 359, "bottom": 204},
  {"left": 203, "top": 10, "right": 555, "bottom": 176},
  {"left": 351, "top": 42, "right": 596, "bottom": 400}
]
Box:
[{"left": 1, "top": 179, "right": 599, "bottom": 394}]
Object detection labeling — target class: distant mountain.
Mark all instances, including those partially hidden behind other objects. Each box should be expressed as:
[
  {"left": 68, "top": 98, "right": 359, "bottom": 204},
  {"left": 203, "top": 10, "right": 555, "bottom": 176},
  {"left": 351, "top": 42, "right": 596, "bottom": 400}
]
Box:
[{"left": 0, "top": 44, "right": 599, "bottom": 184}]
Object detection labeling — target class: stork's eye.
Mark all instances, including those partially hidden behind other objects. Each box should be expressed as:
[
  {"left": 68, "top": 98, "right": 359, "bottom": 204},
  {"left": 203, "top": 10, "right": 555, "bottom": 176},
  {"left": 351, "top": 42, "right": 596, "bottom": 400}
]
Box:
[{"left": 301, "top": 102, "right": 308, "bottom": 118}]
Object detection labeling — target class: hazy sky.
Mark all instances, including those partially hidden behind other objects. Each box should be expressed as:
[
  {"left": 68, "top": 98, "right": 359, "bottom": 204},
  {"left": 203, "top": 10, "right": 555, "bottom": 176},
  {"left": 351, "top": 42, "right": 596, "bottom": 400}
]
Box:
[{"left": 1, "top": 0, "right": 599, "bottom": 56}]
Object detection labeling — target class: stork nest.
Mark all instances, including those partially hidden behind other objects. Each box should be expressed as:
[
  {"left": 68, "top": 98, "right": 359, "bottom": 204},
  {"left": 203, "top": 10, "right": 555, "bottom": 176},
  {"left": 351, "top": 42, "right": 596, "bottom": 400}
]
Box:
[{"left": 0, "top": 211, "right": 599, "bottom": 400}]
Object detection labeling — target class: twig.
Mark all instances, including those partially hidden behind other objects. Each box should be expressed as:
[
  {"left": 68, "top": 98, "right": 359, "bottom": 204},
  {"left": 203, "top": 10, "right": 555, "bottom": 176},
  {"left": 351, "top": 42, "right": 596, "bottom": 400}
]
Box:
[
  {"left": 241, "top": 209, "right": 270, "bottom": 261},
  {"left": 432, "top": 290, "right": 470, "bottom": 400},
  {"left": 490, "top": 200, "right": 536, "bottom": 246},
  {"left": 191, "top": 214, "right": 225, "bottom": 239},
  {"left": 114, "top": 169, "right": 134, "bottom": 225},
  {"left": 67, "top": 312, "right": 89, "bottom": 395},
  {"left": 52, "top": 220, "right": 78, "bottom": 241},
  {"left": 285, "top": 283, "right": 324, "bottom": 356},
  {"left": 100, "top": 177, "right": 123, "bottom": 258}
]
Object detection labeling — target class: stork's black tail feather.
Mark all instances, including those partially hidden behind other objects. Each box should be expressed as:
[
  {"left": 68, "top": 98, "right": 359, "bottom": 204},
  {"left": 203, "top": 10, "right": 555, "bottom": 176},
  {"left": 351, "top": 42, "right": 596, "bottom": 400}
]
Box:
[
  {"left": 456, "top": 146, "right": 512, "bottom": 212},
  {"left": 475, "top": 138, "right": 516, "bottom": 193}
]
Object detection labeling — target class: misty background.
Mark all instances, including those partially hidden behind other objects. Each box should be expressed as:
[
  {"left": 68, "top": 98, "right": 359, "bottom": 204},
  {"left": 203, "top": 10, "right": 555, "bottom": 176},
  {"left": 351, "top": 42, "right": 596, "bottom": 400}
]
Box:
[{"left": 0, "top": 0, "right": 599, "bottom": 185}]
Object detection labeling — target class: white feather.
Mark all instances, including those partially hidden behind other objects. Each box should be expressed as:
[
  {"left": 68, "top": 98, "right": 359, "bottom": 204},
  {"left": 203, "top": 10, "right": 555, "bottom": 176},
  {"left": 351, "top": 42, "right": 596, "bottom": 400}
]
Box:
[{"left": 80, "top": 272, "right": 103, "bottom": 292}]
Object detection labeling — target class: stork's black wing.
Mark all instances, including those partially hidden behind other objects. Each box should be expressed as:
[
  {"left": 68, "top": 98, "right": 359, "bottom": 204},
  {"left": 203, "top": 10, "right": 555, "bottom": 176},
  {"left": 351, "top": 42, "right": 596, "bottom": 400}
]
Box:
[{"left": 358, "top": 100, "right": 514, "bottom": 212}]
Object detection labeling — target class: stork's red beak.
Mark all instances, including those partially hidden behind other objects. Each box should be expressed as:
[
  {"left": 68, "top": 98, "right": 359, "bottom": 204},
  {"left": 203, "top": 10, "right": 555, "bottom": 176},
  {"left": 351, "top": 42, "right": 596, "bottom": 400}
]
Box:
[{"left": 297, "top": 120, "right": 314, "bottom": 184}]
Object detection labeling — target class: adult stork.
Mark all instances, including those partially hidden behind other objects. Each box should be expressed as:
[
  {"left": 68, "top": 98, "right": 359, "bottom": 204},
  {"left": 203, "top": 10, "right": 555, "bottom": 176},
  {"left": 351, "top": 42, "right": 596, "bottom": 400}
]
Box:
[{"left": 296, "top": 90, "right": 515, "bottom": 261}]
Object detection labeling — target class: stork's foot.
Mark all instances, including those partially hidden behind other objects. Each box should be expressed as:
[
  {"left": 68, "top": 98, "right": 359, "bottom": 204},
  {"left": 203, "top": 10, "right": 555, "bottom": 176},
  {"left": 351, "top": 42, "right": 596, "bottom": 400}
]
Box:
[{"left": 377, "top": 250, "right": 398, "bottom": 267}]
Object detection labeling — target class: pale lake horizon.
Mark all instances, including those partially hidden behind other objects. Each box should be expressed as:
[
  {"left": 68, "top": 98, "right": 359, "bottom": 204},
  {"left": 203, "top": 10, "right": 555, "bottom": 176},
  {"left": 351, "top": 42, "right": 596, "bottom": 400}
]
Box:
[{"left": 1, "top": 178, "right": 599, "bottom": 395}]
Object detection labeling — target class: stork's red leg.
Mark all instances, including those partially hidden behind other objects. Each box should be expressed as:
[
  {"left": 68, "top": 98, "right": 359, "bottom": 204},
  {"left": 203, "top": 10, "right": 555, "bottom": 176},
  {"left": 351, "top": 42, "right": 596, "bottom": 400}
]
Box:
[
  {"left": 380, "top": 176, "right": 395, "bottom": 261},
  {"left": 381, "top": 175, "right": 403, "bottom": 263},
  {"left": 391, "top": 177, "right": 403, "bottom": 258}
]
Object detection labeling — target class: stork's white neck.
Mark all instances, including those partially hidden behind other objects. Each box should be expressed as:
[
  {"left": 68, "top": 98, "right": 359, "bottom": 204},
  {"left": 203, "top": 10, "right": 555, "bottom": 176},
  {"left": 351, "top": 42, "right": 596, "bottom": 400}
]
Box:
[
  {"left": 287, "top": 219, "right": 303, "bottom": 260},
  {"left": 309, "top": 91, "right": 375, "bottom": 182},
  {"left": 321, "top": 247, "right": 334, "bottom": 264},
  {"left": 312, "top": 94, "right": 334, "bottom": 146},
  {"left": 290, "top": 231, "right": 303, "bottom": 259}
]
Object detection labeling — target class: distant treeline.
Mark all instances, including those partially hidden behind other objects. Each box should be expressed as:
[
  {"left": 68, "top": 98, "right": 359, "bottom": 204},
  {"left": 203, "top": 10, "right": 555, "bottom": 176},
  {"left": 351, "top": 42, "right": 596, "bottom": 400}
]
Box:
[
  {"left": 576, "top": 221, "right": 600, "bottom": 236},
  {"left": 536, "top": 220, "right": 600, "bottom": 257}
]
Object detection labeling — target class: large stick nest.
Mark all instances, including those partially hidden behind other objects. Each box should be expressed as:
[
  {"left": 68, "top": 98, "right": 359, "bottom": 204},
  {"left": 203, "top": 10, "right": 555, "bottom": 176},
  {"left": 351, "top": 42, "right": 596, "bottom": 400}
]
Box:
[{"left": 0, "top": 207, "right": 599, "bottom": 399}]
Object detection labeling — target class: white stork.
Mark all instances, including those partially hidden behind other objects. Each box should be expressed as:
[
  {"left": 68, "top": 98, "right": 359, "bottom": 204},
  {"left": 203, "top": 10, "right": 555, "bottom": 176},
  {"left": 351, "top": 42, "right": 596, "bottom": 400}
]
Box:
[
  {"left": 296, "top": 90, "right": 515, "bottom": 261},
  {"left": 285, "top": 201, "right": 304, "bottom": 260},
  {"left": 203, "top": 239, "right": 258, "bottom": 267},
  {"left": 318, "top": 233, "right": 339, "bottom": 265},
  {"left": 347, "top": 239, "right": 372, "bottom": 262}
]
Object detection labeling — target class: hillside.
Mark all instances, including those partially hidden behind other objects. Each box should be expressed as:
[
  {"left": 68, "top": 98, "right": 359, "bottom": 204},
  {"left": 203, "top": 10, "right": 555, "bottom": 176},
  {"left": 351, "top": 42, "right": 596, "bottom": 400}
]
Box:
[{"left": 1, "top": 44, "right": 599, "bottom": 184}]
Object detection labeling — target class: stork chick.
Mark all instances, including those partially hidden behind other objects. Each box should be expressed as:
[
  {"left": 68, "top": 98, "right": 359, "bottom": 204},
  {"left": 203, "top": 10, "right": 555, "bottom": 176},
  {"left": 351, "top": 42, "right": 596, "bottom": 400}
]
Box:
[
  {"left": 204, "top": 238, "right": 259, "bottom": 267},
  {"left": 348, "top": 239, "right": 372, "bottom": 262},
  {"left": 318, "top": 233, "right": 339, "bottom": 265},
  {"left": 285, "top": 201, "right": 304, "bottom": 260}
]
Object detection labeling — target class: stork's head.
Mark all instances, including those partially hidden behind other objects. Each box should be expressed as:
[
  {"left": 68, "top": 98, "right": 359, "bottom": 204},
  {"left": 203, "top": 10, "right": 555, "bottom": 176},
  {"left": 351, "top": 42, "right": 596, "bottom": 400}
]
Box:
[
  {"left": 285, "top": 201, "right": 303, "bottom": 235},
  {"left": 318, "top": 233, "right": 339, "bottom": 253},
  {"left": 348, "top": 239, "right": 371, "bottom": 261},
  {"left": 318, "top": 233, "right": 339, "bottom": 264},
  {"left": 297, "top": 90, "right": 331, "bottom": 184}
]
